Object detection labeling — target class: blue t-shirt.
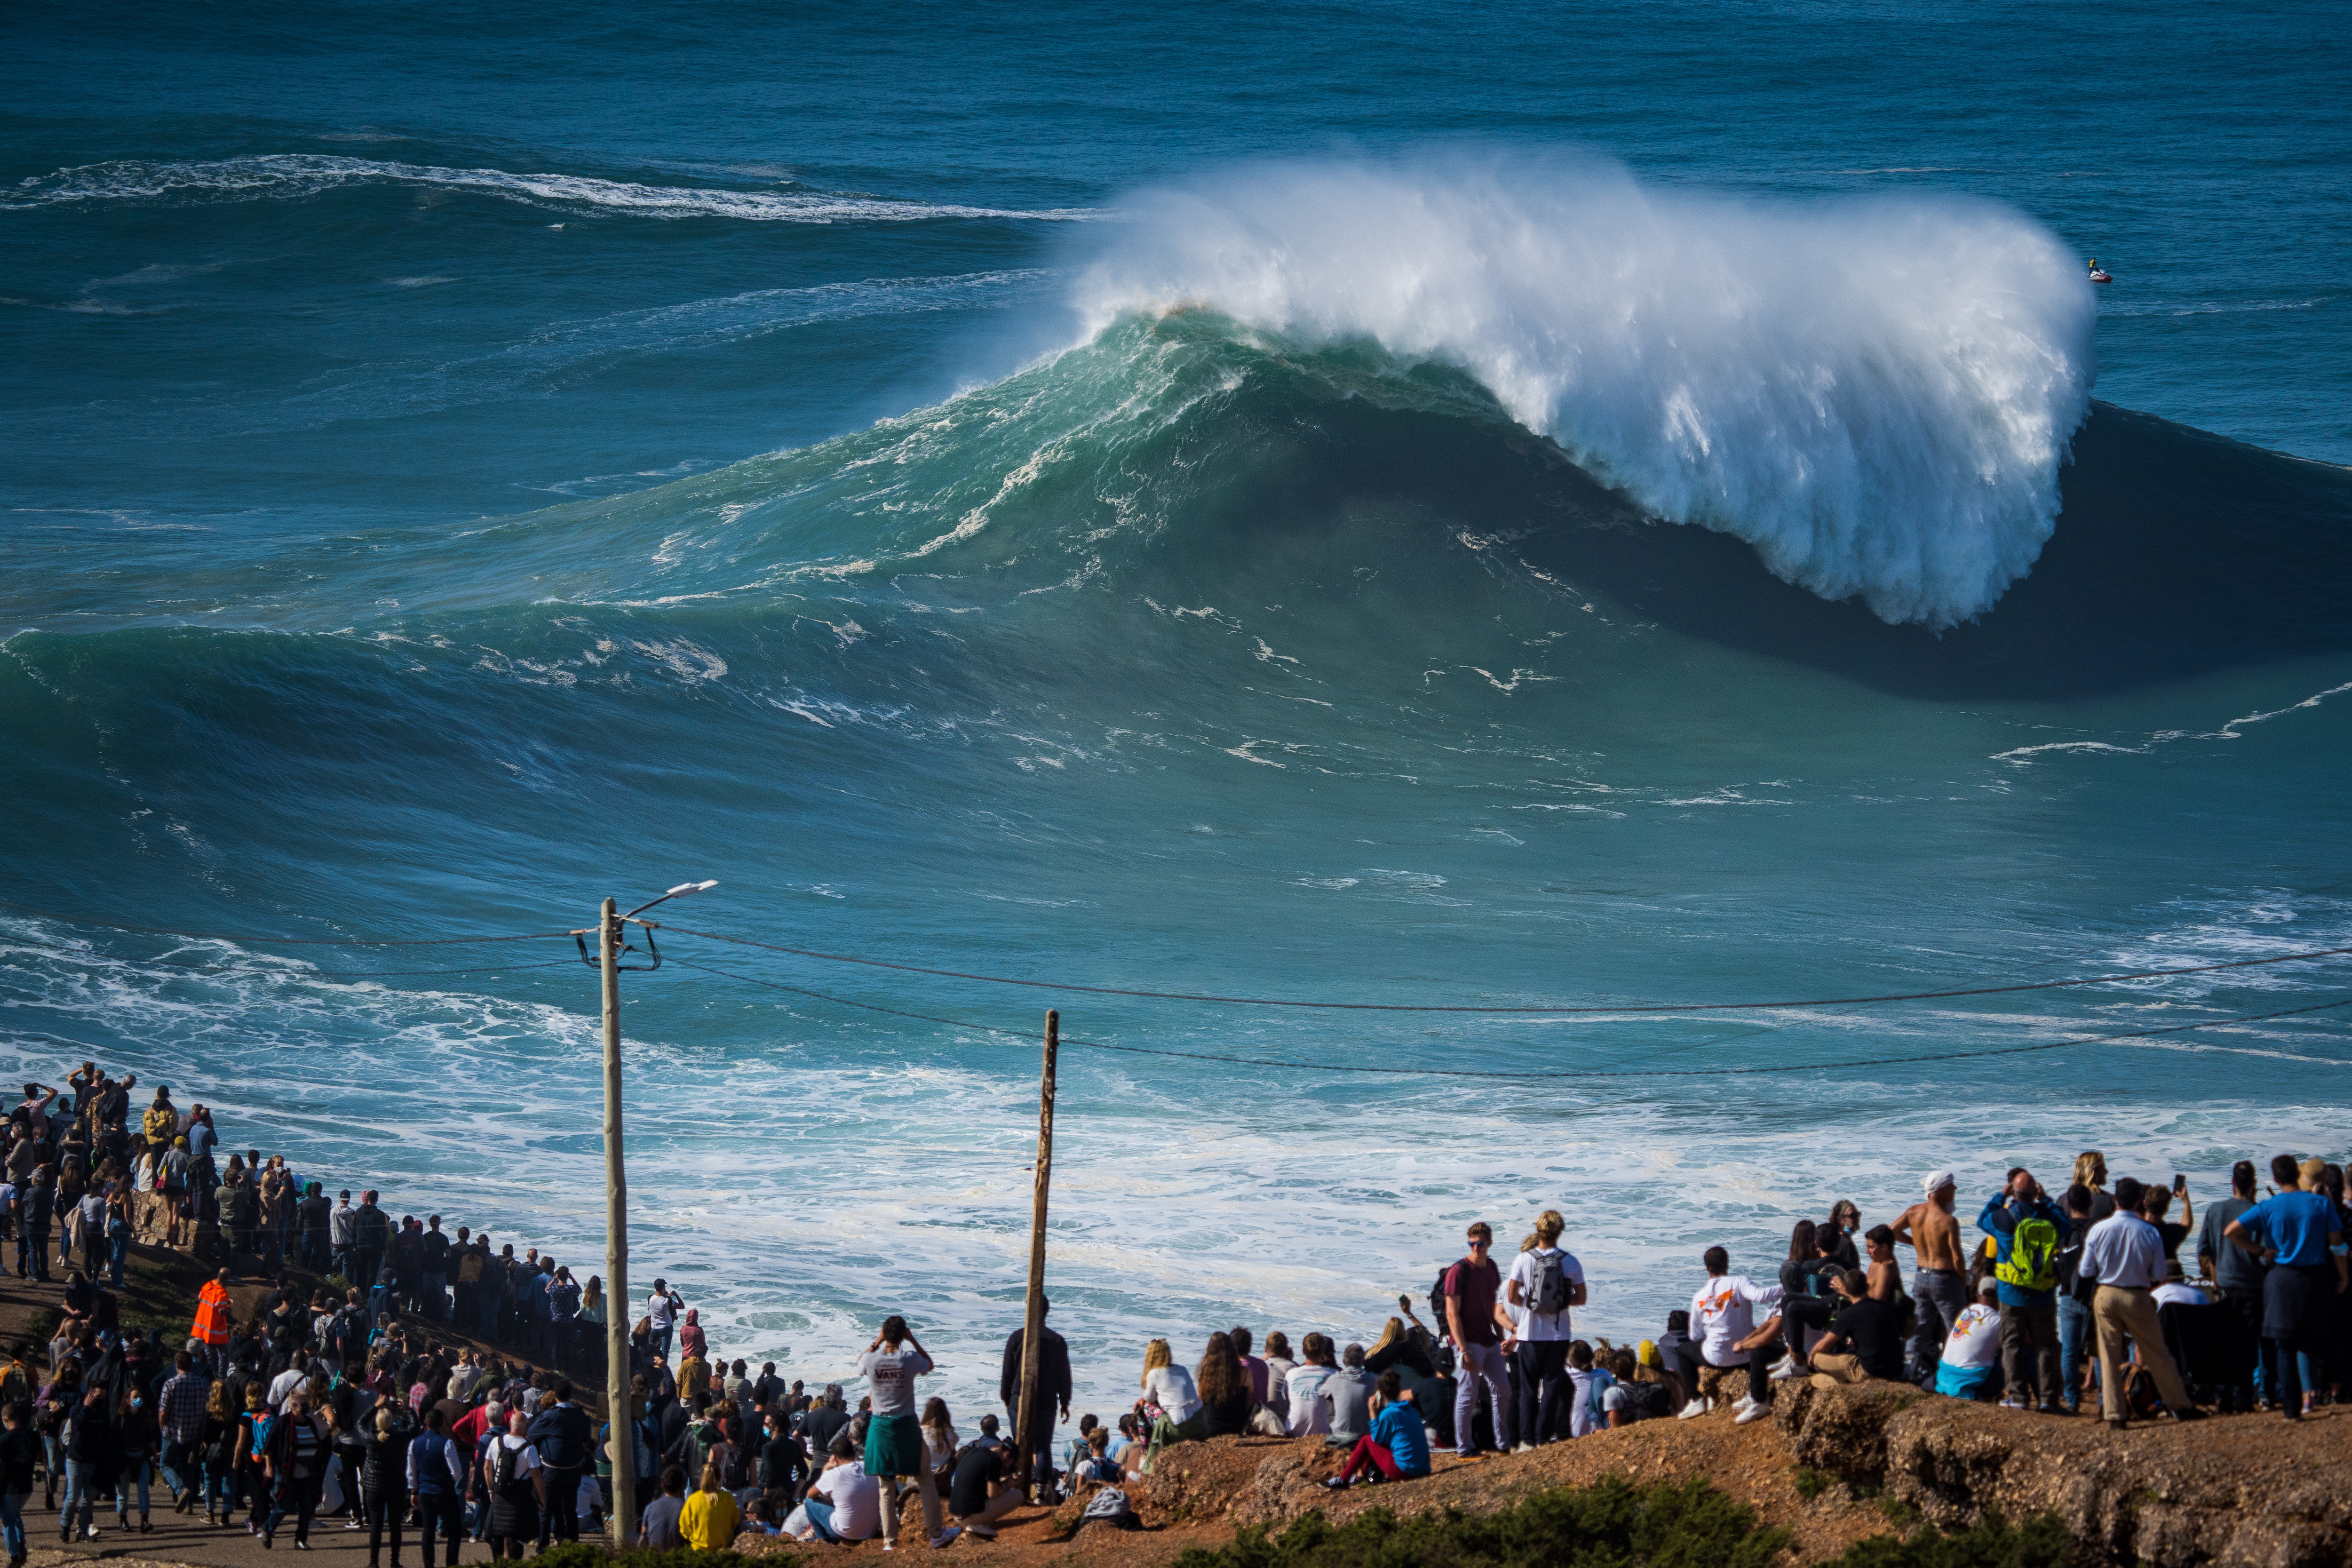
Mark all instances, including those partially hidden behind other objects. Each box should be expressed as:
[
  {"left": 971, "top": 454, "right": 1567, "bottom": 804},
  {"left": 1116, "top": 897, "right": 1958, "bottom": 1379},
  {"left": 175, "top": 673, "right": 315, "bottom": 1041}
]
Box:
[
  {"left": 1368, "top": 1401, "right": 1430, "bottom": 1478},
  {"left": 2241, "top": 1191, "right": 2338, "bottom": 1268}
]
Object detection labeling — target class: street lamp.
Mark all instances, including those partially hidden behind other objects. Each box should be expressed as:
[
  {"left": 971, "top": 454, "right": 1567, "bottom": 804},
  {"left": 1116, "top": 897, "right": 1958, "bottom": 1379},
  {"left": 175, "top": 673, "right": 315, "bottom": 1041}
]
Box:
[{"left": 584, "top": 878, "right": 716, "bottom": 1545}]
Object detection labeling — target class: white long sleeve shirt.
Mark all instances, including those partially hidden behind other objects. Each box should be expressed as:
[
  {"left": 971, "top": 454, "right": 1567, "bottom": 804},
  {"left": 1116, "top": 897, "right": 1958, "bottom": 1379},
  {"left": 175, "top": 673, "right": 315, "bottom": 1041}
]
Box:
[{"left": 1688, "top": 1274, "right": 1772, "bottom": 1366}]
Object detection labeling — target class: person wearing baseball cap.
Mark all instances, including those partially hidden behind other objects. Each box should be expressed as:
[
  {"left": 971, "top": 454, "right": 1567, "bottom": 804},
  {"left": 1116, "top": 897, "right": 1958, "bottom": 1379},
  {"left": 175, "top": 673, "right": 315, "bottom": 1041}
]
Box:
[{"left": 1891, "top": 1169, "right": 1966, "bottom": 1385}]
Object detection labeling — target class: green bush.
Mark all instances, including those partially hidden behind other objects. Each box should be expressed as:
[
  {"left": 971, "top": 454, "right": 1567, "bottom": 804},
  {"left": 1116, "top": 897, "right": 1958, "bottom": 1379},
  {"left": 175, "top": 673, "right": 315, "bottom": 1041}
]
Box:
[
  {"left": 1828, "top": 1513, "right": 2074, "bottom": 1568},
  {"left": 1167, "top": 1478, "right": 2073, "bottom": 1568},
  {"left": 1171, "top": 1477, "right": 1790, "bottom": 1568},
  {"left": 531, "top": 1547, "right": 792, "bottom": 1568}
]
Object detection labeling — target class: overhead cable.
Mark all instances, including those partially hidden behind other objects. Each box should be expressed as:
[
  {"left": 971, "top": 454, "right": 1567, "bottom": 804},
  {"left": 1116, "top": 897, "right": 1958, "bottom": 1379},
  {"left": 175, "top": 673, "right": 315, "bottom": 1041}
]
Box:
[
  {"left": 660, "top": 923, "right": 2352, "bottom": 1016},
  {"left": 667, "top": 958, "right": 2352, "bottom": 1079}
]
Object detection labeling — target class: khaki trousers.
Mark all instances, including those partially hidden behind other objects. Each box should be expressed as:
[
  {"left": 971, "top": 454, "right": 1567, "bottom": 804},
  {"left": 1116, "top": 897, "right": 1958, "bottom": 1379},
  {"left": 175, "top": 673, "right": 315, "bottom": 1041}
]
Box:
[
  {"left": 2092, "top": 1285, "right": 2190, "bottom": 1419},
  {"left": 1808, "top": 1352, "right": 1868, "bottom": 1386}
]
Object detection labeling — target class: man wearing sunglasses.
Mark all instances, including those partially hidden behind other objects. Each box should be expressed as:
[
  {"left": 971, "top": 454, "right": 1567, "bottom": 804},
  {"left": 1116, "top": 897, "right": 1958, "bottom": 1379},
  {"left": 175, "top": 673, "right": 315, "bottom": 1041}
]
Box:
[{"left": 1442, "top": 1223, "right": 1515, "bottom": 1459}]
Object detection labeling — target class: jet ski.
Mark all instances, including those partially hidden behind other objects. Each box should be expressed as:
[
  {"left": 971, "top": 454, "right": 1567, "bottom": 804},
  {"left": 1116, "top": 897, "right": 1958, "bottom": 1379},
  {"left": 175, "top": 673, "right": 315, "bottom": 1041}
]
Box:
[{"left": 2087, "top": 260, "right": 2112, "bottom": 284}]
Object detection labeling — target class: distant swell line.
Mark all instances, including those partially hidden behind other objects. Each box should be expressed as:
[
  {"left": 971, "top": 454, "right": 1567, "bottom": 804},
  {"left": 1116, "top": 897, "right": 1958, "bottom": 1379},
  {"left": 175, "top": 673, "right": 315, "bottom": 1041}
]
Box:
[{"left": 1, "top": 155, "right": 1102, "bottom": 225}]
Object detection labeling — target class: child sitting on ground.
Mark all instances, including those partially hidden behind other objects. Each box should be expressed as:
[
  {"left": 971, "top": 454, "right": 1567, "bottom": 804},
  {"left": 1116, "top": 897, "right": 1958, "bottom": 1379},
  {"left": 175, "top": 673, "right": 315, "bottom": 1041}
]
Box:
[{"left": 1323, "top": 1370, "right": 1431, "bottom": 1488}]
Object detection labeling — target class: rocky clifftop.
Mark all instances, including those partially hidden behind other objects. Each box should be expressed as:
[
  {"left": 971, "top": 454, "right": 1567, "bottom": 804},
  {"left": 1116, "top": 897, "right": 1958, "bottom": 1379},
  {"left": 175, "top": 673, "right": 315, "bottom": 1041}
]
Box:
[
  {"left": 1050, "top": 1388, "right": 2352, "bottom": 1566},
  {"left": 1780, "top": 1381, "right": 2352, "bottom": 1566}
]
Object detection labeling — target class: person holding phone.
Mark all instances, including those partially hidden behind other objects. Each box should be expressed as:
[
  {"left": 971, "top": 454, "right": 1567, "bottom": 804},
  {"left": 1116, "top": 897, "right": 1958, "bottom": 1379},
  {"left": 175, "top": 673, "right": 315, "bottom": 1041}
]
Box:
[{"left": 857, "top": 1317, "right": 952, "bottom": 1551}]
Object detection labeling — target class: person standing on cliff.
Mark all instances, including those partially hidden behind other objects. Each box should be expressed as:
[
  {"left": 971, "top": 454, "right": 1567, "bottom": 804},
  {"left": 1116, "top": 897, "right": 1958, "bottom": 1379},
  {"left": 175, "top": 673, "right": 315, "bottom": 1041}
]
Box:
[
  {"left": 2195, "top": 1161, "right": 2265, "bottom": 1413},
  {"left": 1442, "top": 1222, "right": 1513, "bottom": 1460},
  {"left": 1503, "top": 1210, "right": 1586, "bottom": 1448},
  {"left": 996, "top": 1299, "right": 1070, "bottom": 1500},
  {"left": 2225, "top": 1159, "right": 2347, "bottom": 1421},
  {"left": 1979, "top": 1168, "right": 2066, "bottom": 1413},
  {"left": 2085, "top": 1177, "right": 2203, "bottom": 1430},
  {"left": 1892, "top": 1170, "right": 1969, "bottom": 1384}
]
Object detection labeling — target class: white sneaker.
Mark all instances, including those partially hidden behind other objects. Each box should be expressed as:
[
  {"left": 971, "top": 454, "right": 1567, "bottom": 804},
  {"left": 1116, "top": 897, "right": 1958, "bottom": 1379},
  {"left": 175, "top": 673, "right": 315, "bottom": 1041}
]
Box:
[
  {"left": 1771, "top": 1360, "right": 1803, "bottom": 1380},
  {"left": 1512, "top": 1441, "right": 1536, "bottom": 1454},
  {"left": 1735, "top": 1402, "right": 1771, "bottom": 1425},
  {"left": 1677, "top": 1398, "right": 1708, "bottom": 1420}
]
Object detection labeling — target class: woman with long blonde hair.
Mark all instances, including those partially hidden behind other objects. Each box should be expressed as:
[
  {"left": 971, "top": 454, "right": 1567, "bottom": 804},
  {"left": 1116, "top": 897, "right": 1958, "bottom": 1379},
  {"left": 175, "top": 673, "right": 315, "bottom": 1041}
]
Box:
[
  {"left": 1137, "top": 1339, "right": 1205, "bottom": 1472},
  {"left": 2073, "top": 1152, "right": 2114, "bottom": 1221}
]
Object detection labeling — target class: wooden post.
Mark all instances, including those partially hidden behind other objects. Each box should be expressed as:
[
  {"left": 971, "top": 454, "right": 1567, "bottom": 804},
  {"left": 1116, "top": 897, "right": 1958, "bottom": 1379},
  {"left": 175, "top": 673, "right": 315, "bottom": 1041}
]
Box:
[
  {"left": 601, "top": 898, "right": 636, "bottom": 1544},
  {"left": 1013, "top": 1009, "right": 1058, "bottom": 1498}
]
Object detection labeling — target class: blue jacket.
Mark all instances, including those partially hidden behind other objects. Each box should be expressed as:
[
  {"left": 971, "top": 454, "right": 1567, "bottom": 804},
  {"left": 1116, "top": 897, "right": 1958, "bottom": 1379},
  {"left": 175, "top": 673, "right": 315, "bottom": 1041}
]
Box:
[
  {"left": 1978, "top": 1190, "right": 2064, "bottom": 1305},
  {"left": 1368, "top": 1401, "right": 1430, "bottom": 1478}
]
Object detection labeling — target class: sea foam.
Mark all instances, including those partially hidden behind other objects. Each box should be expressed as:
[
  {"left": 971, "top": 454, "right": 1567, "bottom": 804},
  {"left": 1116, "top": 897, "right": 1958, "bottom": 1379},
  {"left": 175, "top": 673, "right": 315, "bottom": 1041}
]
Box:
[
  {"left": 4, "top": 156, "right": 1099, "bottom": 225},
  {"left": 1071, "top": 158, "right": 2098, "bottom": 628}
]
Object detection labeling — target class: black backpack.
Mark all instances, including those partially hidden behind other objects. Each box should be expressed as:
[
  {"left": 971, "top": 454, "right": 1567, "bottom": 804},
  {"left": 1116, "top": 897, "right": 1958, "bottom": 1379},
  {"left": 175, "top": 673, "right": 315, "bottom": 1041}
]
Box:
[
  {"left": 490, "top": 1437, "right": 523, "bottom": 1495},
  {"left": 1622, "top": 1382, "right": 1674, "bottom": 1423}
]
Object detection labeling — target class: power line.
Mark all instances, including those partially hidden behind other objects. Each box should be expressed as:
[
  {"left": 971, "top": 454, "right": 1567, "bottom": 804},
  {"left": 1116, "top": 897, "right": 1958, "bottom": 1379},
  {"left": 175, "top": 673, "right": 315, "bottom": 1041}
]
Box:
[
  {"left": 0, "top": 896, "right": 569, "bottom": 947},
  {"left": 660, "top": 923, "right": 2352, "bottom": 1017},
  {"left": 668, "top": 957, "right": 2352, "bottom": 1080},
  {"left": 15, "top": 890, "right": 2351, "bottom": 1024}
]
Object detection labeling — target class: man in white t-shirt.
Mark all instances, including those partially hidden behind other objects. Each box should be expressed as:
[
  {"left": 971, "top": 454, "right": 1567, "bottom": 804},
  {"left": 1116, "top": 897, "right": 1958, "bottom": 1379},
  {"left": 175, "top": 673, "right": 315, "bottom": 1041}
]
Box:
[
  {"left": 1504, "top": 1211, "right": 1587, "bottom": 1449},
  {"left": 1934, "top": 1278, "right": 2004, "bottom": 1400},
  {"left": 267, "top": 1351, "right": 312, "bottom": 1411},
  {"left": 1285, "top": 1334, "right": 1337, "bottom": 1437},
  {"left": 1675, "top": 1246, "right": 1782, "bottom": 1420},
  {"left": 791, "top": 1439, "right": 880, "bottom": 1543}
]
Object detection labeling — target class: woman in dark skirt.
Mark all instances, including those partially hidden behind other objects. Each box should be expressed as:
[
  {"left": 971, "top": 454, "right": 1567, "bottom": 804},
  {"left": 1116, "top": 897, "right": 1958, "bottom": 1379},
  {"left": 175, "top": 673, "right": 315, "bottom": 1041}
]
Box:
[{"left": 480, "top": 1409, "right": 544, "bottom": 1560}]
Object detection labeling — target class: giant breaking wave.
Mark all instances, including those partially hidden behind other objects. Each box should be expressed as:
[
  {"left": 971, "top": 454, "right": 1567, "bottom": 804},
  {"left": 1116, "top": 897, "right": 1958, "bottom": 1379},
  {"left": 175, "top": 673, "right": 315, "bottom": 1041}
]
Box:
[{"left": 1069, "top": 158, "right": 2098, "bottom": 628}]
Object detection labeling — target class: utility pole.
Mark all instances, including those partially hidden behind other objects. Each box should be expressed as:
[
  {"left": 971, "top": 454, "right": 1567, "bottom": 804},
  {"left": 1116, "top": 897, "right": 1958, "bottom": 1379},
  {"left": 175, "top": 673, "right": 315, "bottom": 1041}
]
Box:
[
  {"left": 571, "top": 877, "right": 710, "bottom": 1547},
  {"left": 1014, "top": 1009, "right": 1058, "bottom": 1500},
  {"left": 600, "top": 897, "right": 635, "bottom": 1546}
]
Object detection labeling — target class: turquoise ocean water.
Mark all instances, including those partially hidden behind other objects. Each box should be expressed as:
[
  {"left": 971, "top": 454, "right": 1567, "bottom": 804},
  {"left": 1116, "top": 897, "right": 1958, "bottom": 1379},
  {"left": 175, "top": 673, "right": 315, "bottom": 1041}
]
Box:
[{"left": 6, "top": 2, "right": 2351, "bottom": 1415}]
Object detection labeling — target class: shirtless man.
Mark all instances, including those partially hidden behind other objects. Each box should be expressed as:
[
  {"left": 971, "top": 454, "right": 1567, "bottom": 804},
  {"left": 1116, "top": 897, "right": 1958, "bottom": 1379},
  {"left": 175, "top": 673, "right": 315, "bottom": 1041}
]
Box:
[
  {"left": 1862, "top": 1226, "right": 1903, "bottom": 1302},
  {"left": 1891, "top": 1170, "right": 1968, "bottom": 1385}
]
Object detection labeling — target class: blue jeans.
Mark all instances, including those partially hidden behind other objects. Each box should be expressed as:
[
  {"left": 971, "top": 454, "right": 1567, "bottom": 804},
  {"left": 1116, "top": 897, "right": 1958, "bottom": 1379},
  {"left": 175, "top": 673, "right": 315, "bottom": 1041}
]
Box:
[
  {"left": 800, "top": 1496, "right": 842, "bottom": 1542},
  {"left": 159, "top": 1439, "right": 193, "bottom": 1501},
  {"left": 62, "top": 1459, "right": 98, "bottom": 1537},
  {"left": 1452, "top": 1340, "right": 1513, "bottom": 1454},
  {"left": 1908, "top": 1269, "right": 1970, "bottom": 1384},
  {"left": 207, "top": 1460, "right": 236, "bottom": 1519},
  {"left": 108, "top": 1233, "right": 127, "bottom": 1287},
  {"left": 2056, "top": 1293, "right": 2090, "bottom": 1408},
  {"left": 116, "top": 1458, "right": 150, "bottom": 1522},
  {"left": 0, "top": 1489, "right": 25, "bottom": 1560}
]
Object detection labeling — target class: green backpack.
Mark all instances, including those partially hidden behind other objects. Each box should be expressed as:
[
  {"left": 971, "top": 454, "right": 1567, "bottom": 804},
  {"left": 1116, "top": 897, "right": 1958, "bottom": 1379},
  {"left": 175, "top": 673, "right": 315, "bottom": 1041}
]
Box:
[{"left": 1996, "top": 1217, "right": 2060, "bottom": 1292}]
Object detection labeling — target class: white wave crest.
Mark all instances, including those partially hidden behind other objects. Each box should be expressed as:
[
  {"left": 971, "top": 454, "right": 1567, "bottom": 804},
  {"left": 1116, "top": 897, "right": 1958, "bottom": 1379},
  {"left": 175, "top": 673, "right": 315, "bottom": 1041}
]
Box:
[
  {"left": 1072, "top": 158, "right": 2098, "bottom": 628},
  {"left": 3, "top": 155, "right": 1100, "bottom": 225}
]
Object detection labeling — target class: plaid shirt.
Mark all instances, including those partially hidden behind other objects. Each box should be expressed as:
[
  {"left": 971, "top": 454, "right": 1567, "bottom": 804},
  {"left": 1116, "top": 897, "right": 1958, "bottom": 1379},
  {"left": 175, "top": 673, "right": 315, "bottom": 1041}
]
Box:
[{"left": 159, "top": 1370, "right": 211, "bottom": 1444}]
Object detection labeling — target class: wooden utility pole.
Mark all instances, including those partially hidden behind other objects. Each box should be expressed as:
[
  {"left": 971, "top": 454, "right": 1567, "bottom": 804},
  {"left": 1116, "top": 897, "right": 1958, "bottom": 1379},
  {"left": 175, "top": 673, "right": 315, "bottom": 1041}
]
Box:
[
  {"left": 1013, "top": 1009, "right": 1058, "bottom": 1498},
  {"left": 600, "top": 898, "right": 636, "bottom": 1544}
]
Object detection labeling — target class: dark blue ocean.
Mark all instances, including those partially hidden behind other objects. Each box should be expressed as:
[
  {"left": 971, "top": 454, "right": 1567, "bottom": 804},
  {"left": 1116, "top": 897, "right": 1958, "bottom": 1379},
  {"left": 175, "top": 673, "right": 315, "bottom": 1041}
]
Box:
[{"left": 6, "top": 2, "right": 2350, "bottom": 1410}]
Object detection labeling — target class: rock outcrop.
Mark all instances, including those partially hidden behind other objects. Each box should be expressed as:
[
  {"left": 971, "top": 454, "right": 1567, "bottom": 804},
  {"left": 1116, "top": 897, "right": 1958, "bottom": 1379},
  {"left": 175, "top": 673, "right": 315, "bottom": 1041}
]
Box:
[{"left": 1778, "top": 1381, "right": 2352, "bottom": 1567}]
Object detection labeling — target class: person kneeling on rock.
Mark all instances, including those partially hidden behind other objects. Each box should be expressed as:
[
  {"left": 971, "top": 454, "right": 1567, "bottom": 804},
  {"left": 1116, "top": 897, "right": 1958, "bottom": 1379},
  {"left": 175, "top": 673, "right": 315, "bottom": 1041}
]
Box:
[{"left": 1324, "top": 1371, "right": 1431, "bottom": 1489}]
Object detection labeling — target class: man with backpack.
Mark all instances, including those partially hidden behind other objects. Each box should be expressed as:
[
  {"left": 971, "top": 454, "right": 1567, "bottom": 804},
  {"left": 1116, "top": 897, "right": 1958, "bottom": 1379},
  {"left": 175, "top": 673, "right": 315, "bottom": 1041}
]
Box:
[
  {"left": 1504, "top": 1210, "right": 1586, "bottom": 1448},
  {"left": 1979, "top": 1167, "right": 2066, "bottom": 1413}
]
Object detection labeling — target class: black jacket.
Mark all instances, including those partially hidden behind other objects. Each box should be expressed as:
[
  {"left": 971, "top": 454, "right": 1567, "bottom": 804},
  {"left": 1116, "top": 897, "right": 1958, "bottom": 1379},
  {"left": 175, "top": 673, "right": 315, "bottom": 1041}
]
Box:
[{"left": 998, "top": 1325, "right": 1073, "bottom": 1411}]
